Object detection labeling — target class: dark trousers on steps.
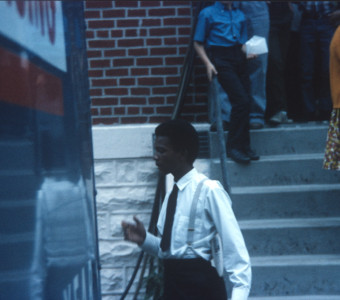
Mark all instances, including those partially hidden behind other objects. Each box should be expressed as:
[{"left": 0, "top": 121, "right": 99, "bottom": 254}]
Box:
[{"left": 209, "top": 45, "right": 251, "bottom": 153}]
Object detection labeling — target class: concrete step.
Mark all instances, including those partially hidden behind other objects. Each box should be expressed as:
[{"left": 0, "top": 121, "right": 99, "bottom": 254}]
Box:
[
  {"left": 209, "top": 123, "right": 328, "bottom": 157},
  {"left": 231, "top": 184, "right": 340, "bottom": 220},
  {"left": 0, "top": 203, "right": 35, "bottom": 235},
  {"left": 210, "top": 153, "right": 340, "bottom": 187},
  {"left": 0, "top": 234, "right": 34, "bottom": 271},
  {"left": 0, "top": 173, "right": 39, "bottom": 200},
  {"left": 249, "top": 255, "right": 340, "bottom": 297},
  {"left": 0, "top": 271, "right": 34, "bottom": 300},
  {"left": 209, "top": 123, "right": 340, "bottom": 298},
  {"left": 239, "top": 218, "right": 340, "bottom": 256},
  {"left": 0, "top": 139, "right": 35, "bottom": 171}
]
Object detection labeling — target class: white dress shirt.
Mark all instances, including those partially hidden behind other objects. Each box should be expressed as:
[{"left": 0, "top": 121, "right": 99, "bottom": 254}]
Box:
[{"left": 141, "top": 168, "right": 251, "bottom": 300}]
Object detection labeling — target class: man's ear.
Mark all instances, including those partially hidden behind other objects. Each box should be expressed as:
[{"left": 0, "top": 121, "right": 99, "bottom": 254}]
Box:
[{"left": 179, "top": 148, "right": 189, "bottom": 163}]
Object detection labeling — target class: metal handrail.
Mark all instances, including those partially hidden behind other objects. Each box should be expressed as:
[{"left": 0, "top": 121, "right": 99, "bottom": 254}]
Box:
[
  {"left": 209, "top": 76, "right": 231, "bottom": 193},
  {"left": 171, "top": 2, "right": 205, "bottom": 120}
]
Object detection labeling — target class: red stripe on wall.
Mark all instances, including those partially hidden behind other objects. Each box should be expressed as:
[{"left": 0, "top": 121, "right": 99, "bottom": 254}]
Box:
[{"left": 0, "top": 47, "right": 64, "bottom": 116}]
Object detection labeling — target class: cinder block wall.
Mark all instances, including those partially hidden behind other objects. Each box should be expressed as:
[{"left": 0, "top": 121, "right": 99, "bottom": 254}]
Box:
[
  {"left": 85, "top": 1, "right": 208, "bottom": 125},
  {"left": 93, "top": 125, "right": 158, "bottom": 299}
]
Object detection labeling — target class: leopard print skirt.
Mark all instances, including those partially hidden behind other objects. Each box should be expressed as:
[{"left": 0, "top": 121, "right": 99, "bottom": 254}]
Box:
[{"left": 323, "top": 108, "right": 340, "bottom": 170}]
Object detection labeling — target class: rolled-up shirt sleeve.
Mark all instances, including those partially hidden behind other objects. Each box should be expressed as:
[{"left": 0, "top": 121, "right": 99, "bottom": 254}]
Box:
[
  {"left": 205, "top": 181, "right": 251, "bottom": 300},
  {"left": 194, "top": 9, "right": 209, "bottom": 43}
]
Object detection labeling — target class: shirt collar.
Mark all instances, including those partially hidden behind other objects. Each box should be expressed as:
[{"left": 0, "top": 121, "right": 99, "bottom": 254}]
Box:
[
  {"left": 215, "top": 1, "right": 238, "bottom": 11},
  {"left": 175, "top": 168, "right": 197, "bottom": 191}
]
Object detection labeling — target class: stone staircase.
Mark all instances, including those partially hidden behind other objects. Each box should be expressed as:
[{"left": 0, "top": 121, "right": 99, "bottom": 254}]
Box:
[{"left": 209, "top": 123, "right": 340, "bottom": 299}]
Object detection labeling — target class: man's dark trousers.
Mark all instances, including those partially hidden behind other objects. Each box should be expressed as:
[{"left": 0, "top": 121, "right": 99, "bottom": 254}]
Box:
[
  {"left": 300, "top": 15, "right": 334, "bottom": 119},
  {"left": 163, "top": 258, "right": 227, "bottom": 300},
  {"left": 210, "top": 46, "right": 251, "bottom": 153}
]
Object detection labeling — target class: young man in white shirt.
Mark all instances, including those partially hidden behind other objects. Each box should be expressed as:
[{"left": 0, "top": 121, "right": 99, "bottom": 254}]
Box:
[{"left": 121, "top": 119, "right": 251, "bottom": 300}]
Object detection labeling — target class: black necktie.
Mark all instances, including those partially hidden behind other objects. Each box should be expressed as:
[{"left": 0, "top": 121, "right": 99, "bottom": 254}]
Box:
[{"left": 160, "top": 184, "right": 178, "bottom": 251}]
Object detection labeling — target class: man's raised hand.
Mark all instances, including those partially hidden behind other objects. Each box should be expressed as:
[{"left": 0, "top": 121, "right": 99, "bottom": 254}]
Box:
[{"left": 121, "top": 216, "right": 146, "bottom": 246}]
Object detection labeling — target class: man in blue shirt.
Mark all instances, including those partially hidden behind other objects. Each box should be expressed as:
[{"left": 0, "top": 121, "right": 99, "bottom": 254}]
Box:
[{"left": 194, "top": 1, "right": 259, "bottom": 164}]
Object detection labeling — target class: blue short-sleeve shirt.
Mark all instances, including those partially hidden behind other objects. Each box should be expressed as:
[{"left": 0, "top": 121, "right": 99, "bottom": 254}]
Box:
[{"left": 194, "top": 1, "right": 247, "bottom": 48}]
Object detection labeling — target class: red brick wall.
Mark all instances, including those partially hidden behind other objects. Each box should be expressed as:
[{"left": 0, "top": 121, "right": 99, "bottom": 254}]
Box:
[{"left": 85, "top": 1, "right": 208, "bottom": 125}]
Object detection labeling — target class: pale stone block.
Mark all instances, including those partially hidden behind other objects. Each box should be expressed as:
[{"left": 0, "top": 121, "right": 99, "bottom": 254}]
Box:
[
  {"left": 99, "top": 240, "right": 142, "bottom": 267},
  {"left": 96, "top": 186, "right": 155, "bottom": 211},
  {"left": 136, "top": 159, "right": 156, "bottom": 171},
  {"left": 100, "top": 267, "right": 124, "bottom": 293},
  {"left": 136, "top": 167, "right": 158, "bottom": 184},
  {"left": 110, "top": 213, "right": 152, "bottom": 239},
  {"left": 94, "top": 160, "right": 116, "bottom": 186},
  {"left": 125, "top": 266, "right": 148, "bottom": 296},
  {"left": 92, "top": 124, "right": 209, "bottom": 160},
  {"left": 135, "top": 160, "right": 158, "bottom": 183},
  {"left": 97, "top": 211, "right": 109, "bottom": 239},
  {"left": 110, "top": 214, "right": 125, "bottom": 238},
  {"left": 115, "top": 160, "right": 137, "bottom": 183},
  {"left": 92, "top": 124, "right": 157, "bottom": 159},
  {"left": 95, "top": 198, "right": 109, "bottom": 212}
]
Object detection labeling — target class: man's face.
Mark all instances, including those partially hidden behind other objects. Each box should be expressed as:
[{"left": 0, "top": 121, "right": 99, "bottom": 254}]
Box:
[{"left": 153, "top": 136, "right": 183, "bottom": 175}]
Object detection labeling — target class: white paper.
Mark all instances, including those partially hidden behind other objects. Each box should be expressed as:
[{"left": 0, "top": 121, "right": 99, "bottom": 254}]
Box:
[{"left": 245, "top": 35, "right": 268, "bottom": 56}]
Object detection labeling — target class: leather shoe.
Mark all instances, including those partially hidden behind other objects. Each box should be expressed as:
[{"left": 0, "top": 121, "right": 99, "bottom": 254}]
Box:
[
  {"left": 246, "top": 149, "right": 260, "bottom": 160},
  {"left": 269, "top": 111, "right": 288, "bottom": 125},
  {"left": 227, "top": 149, "right": 250, "bottom": 164}
]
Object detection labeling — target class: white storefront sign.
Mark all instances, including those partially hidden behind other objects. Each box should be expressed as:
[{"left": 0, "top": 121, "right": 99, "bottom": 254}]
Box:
[{"left": 0, "top": 1, "right": 67, "bottom": 71}]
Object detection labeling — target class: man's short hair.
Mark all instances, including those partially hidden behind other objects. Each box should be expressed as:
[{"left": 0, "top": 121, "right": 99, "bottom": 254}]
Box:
[{"left": 155, "top": 119, "right": 199, "bottom": 164}]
